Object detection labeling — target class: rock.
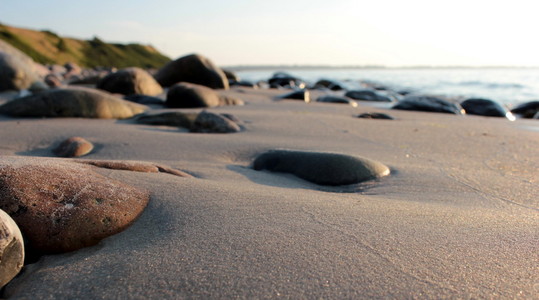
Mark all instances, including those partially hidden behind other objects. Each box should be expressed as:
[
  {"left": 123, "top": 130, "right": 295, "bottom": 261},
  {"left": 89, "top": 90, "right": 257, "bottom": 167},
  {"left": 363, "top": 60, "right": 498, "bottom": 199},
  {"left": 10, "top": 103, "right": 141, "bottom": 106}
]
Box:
[
  {"left": 166, "top": 82, "right": 243, "bottom": 108},
  {"left": 510, "top": 101, "right": 539, "bottom": 118},
  {"left": 222, "top": 69, "right": 240, "bottom": 82},
  {"left": 154, "top": 54, "right": 229, "bottom": 89},
  {"left": 135, "top": 111, "right": 198, "bottom": 128},
  {"left": 0, "top": 52, "right": 37, "bottom": 92},
  {"left": 313, "top": 79, "right": 345, "bottom": 91},
  {"left": 316, "top": 95, "right": 358, "bottom": 107},
  {"left": 461, "top": 98, "right": 515, "bottom": 120},
  {"left": 277, "top": 90, "right": 310, "bottom": 103},
  {"left": 44, "top": 73, "right": 64, "bottom": 88},
  {"left": 345, "top": 89, "right": 394, "bottom": 102},
  {"left": 191, "top": 111, "right": 241, "bottom": 133},
  {"left": 0, "top": 209, "right": 24, "bottom": 289},
  {"left": 0, "top": 87, "right": 148, "bottom": 119},
  {"left": 357, "top": 112, "right": 395, "bottom": 120},
  {"left": 0, "top": 156, "right": 150, "bottom": 253},
  {"left": 97, "top": 67, "right": 163, "bottom": 96},
  {"left": 392, "top": 95, "right": 465, "bottom": 114},
  {"left": 123, "top": 94, "right": 165, "bottom": 105},
  {"left": 268, "top": 72, "right": 306, "bottom": 89},
  {"left": 253, "top": 149, "right": 390, "bottom": 186},
  {"left": 53, "top": 137, "right": 94, "bottom": 157}
]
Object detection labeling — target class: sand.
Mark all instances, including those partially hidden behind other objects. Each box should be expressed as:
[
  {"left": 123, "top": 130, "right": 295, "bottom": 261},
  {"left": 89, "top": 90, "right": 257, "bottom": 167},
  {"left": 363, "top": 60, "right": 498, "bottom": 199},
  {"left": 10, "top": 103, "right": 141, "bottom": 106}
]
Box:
[{"left": 1, "top": 87, "right": 538, "bottom": 298}]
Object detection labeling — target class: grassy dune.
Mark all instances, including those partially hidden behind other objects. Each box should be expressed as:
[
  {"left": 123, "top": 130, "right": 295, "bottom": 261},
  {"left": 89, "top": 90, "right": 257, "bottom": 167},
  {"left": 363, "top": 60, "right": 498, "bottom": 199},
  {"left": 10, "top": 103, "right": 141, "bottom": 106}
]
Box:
[{"left": 0, "top": 23, "right": 170, "bottom": 68}]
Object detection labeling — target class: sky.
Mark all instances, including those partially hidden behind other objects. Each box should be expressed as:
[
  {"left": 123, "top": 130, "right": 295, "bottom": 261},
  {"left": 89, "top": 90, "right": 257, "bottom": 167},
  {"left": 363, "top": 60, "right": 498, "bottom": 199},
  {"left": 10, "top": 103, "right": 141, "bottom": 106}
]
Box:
[{"left": 1, "top": 0, "right": 538, "bottom": 67}]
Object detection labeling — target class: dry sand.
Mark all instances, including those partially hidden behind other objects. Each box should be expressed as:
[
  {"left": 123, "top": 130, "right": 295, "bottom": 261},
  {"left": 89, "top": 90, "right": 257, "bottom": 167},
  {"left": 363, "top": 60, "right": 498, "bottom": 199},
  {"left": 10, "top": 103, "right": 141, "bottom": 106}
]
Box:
[{"left": 1, "top": 87, "right": 538, "bottom": 298}]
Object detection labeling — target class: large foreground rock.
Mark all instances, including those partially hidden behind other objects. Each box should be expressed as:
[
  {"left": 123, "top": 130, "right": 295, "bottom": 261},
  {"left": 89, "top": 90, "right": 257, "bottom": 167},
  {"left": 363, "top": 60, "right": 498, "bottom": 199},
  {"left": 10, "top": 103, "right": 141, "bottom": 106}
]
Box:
[
  {"left": 166, "top": 82, "right": 243, "bottom": 108},
  {"left": 154, "top": 54, "right": 229, "bottom": 89},
  {"left": 253, "top": 149, "right": 390, "bottom": 186},
  {"left": 0, "top": 87, "right": 148, "bottom": 119},
  {"left": 97, "top": 67, "right": 163, "bottom": 96},
  {"left": 0, "top": 156, "right": 150, "bottom": 253},
  {"left": 0, "top": 209, "right": 24, "bottom": 289}
]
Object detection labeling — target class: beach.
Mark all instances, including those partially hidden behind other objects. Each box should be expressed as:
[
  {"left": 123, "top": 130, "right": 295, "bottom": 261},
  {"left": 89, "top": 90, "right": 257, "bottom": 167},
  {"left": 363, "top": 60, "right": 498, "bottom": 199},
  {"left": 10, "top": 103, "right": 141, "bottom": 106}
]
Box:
[{"left": 1, "top": 86, "right": 538, "bottom": 299}]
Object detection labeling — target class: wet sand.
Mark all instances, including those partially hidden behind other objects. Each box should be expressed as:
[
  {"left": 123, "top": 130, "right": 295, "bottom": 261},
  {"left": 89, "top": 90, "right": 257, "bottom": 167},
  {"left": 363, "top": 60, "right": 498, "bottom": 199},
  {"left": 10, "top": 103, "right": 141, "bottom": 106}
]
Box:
[{"left": 1, "top": 87, "right": 538, "bottom": 298}]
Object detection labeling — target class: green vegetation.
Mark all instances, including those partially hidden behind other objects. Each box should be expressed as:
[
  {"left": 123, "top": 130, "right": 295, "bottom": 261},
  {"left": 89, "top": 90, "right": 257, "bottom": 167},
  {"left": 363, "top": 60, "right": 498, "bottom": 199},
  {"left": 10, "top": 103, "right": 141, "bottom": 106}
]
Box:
[
  {"left": 0, "top": 24, "right": 171, "bottom": 68},
  {"left": 0, "top": 25, "right": 54, "bottom": 64}
]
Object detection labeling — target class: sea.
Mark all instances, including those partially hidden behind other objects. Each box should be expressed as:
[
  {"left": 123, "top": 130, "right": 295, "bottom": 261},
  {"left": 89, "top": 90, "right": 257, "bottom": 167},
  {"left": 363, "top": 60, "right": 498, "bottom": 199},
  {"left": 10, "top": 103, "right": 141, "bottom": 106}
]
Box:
[{"left": 234, "top": 67, "right": 539, "bottom": 108}]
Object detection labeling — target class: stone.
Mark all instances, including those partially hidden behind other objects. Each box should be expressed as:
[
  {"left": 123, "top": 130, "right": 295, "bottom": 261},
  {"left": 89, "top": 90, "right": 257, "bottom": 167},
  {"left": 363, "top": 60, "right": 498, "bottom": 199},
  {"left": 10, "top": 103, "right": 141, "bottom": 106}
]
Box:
[
  {"left": 191, "top": 111, "right": 241, "bottom": 133},
  {"left": 0, "top": 87, "right": 148, "bottom": 119},
  {"left": 135, "top": 111, "right": 198, "bottom": 128},
  {"left": 154, "top": 54, "right": 229, "bottom": 89},
  {"left": 79, "top": 160, "right": 193, "bottom": 177},
  {"left": 222, "top": 69, "right": 240, "bottom": 82},
  {"left": 313, "top": 79, "right": 345, "bottom": 91},
  {"left": 166, "top": 82, "right": 243, "bottom": 108},
  {"left": 357, "top": 112, "right": 395, "bottom": 120},
  {"left": 53, "top": 137, "right": 94, "bottom": 158},
  {"left": 316, "top": 95, "right": 358, "bottom": 107},
  {"left": 0, "top": 209, "right": 24, "bottom": 289},
  {"left": 0, "top": 156, "right": 150, "bottom": 253},
  {"left": 97, "top": 67, "right": 163, "bottom": 96},
  {"left": 123, "top": 94, "right": 165, "bottom": 105},
  {"left": 345, "top": 89, "right": 394, "bottom": 102},
  {"left": 0, "top": 52, "right": 37, "bottom": 92},
  {"left": 277, "top": 90, "right": 310, "bottom": 103},
  {"left": 392, "top": 95, "right": 465, "bottom": 114},
  {"left": 461, "top": 98, "right": 515, "bottom": 120},
  {"left": 44, "top": 73, "right": 64, "bottom": 88},
  {"left": 268, "top": 72, "right": 306, "bottom": 89},
  {"left": 253, "top": 149, "right": 390, "bottom": 186},
  {"left": 510, "top": 101, "right": 539, "bottom": 118}
]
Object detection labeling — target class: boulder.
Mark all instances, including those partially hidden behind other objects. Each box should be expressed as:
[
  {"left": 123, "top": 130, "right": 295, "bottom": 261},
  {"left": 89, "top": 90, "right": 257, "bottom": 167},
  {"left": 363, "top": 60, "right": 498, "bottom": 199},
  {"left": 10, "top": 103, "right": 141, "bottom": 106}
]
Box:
[
  {"left": 0, "top": 87, "right": 148, "bottom": 119},
  {"left": 313, "top": 79, "right": 345, "bottom": 91},
  {"left": 316, "top": 95, "right": 358, "bottom": 107},
  {"left": 392, "top": 95, "right": 465, "bottom": 114},
  {"left": 461, "top": 98, "right": 515, "bottom": 120},
  {"left": 345, "top": 89, "right": 394, "bottom": 102},
  {"left": 0, "top": 156, "right": 150, "bottom": 253},
  {"left": 510, "top": 101, "right": 539, "bottom": 118},
  {"left": 154, "top": 54, "right": 229, "bottom": 89},
  {"left": 277, "top": 90, "right": 310, "bottom": 103},
  {"left": 0, "top": 209, "right": 24, "bottom": 289},
  {"left": 166, "top": 82, "right": 243, "bottom": 108},
  {"left": 268, "top": 72, "right": 306, "bottom": 89},
  {"left": 97, "top": 67, "right": 163, "bottom": 96},
  {"left": 0, "top": 52, "right": 37, "bottom": 92},
  {"left": 53, "top": 137, "right": 94, "bottom": 157},
  {"left": 191, "top": 111, "right": 241, "bottom": 133},
  {"left": 253, "top": 149, "right": 390, "bottom": 186}
]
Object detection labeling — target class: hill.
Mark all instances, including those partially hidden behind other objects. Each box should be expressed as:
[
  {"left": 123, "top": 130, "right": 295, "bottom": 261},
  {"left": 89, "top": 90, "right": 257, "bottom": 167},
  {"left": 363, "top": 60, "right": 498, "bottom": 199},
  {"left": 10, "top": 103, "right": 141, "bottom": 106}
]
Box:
[{"left": 0, "top": 23, "right": 171, "bottom": 68}]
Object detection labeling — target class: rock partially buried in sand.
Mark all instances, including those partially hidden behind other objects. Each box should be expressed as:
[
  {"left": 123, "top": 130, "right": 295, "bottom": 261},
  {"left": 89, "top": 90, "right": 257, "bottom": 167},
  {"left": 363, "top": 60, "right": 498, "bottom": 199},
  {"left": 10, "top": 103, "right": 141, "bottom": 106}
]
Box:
[
  {"left": 191, "top": 111, "right": 241, "bottom": 133},
  {"left": 0, "top": 209, "right": 24, "bottom": 289},
  {"left": 154, "top": 53, "right": 229, "bottom": 89},
  {"left": 166, "top": 82, "right": 243, "bottom": 108},
  {"left": 0, "top": 87, "right": 148, "bottom": 119},
  {"left": 510, "top": 101, "right": 539, "bottom": 118},
  {"left": 53, "top": 137, "right": 94, "bottom": 157},
  {"left": 345, "top": 89, "right": 395, "bottom": 102},
  {"left": 97, "top": 67, "right": 163, "bottom": 96},
  {"left": 317, "top": 95, "right": 358, "bottom": 107},
  {"left": 135, "top": 111, "right": 198, "bottom": 128},
  {"left": 393, "top": 95, "right": 465, "bottom": 115},
  {"left": 460, "top": 98, "right": 515, "bottom": 120},
  {"left": 277, "top": 90, "right": 310, "bottom": 103},
  {"left": 0, "top": 156, "right": 150, "bottom": 253},
  {"left": 253, "top": 150, "right": 390, "bottom": 186},
  {"left": 357, "top": 112, "right": 395, "bottom": 120}
]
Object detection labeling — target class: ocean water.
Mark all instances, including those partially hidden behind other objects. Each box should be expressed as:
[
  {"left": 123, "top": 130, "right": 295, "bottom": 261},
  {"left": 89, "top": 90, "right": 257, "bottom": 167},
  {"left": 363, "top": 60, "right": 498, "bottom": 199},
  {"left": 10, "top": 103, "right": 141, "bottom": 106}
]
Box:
[{"left": 234, "top": 68, "right": 539, "bottom": 108}]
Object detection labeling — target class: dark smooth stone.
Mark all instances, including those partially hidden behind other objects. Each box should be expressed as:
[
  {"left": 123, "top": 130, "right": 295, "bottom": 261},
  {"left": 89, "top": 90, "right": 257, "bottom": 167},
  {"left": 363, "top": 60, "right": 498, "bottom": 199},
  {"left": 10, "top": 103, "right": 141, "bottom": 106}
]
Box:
[
  {"left": 461, "top": 98, "right": 514, "bottom": 120},
  {"left": 316, "top": 95, "right": 358, "bottom": 107},
  {"left": 510, "top": 101, "right": 539, "bottom": 118},
  {"left": 392, "top": 95, "right": 465, "bottom": 114},
  {"left": 277, "top": 90, "right": 310, "bottom": 103},
  {"left": 357, "top": 112, "right": 395, "bottom": 120},
  {"left": 345, "top": 89, "right": 394, "bottom": 102}
]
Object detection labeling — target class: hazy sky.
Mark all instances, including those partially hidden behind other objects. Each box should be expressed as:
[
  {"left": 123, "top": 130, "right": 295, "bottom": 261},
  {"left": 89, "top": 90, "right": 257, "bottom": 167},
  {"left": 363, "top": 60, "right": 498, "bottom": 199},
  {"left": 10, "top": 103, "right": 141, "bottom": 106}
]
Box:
[{"left": 1, "top": 0, "right": 538, "bottom": 67}]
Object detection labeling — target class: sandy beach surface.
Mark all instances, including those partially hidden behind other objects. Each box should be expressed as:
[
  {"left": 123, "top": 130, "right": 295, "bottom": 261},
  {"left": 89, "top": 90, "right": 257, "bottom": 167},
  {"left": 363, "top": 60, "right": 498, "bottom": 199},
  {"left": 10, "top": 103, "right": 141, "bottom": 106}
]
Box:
[{"left": 1, "top": 87, "right": 538, "bottom": 299}]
